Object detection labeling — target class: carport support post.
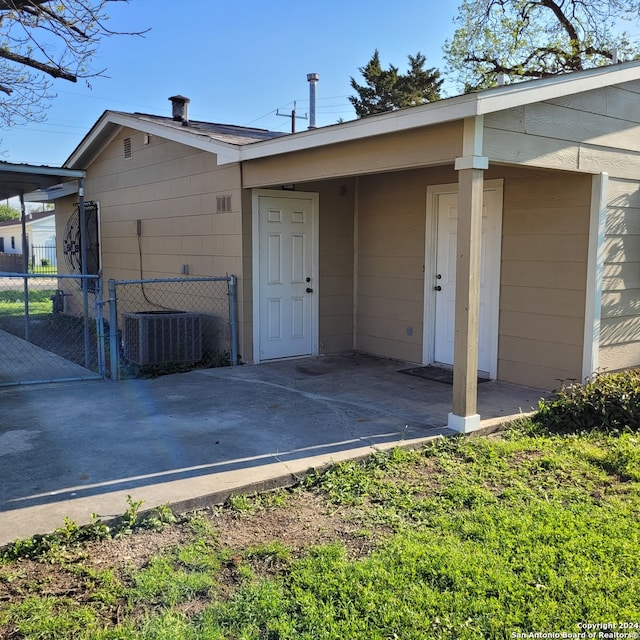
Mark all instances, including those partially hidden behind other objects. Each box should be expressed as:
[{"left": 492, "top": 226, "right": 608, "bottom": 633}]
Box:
[
  {"left": 78, "top": 178, "right": 91, "bottom": 368},
  {"left": 19, "top": 192, "right": 29, "bottom": 342},
  {"left": 450, "top": 117, "right": 488, "bottom": 434}
]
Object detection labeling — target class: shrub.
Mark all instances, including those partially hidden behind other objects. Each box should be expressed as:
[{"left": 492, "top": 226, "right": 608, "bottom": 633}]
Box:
[{"left": 534, "top": 370, "right": 640, "bottom": 433}]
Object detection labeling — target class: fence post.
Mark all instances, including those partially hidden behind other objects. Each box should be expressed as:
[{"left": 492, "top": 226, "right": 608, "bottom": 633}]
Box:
[
  {"left": 94, "top": 276, "right": 106, "bottom": 377},
  {"left": 228, "top": 275, "right": 239, "bottom": 366},
  {"left": 108, "top": 278, "right": 119, "bottom": 381}
]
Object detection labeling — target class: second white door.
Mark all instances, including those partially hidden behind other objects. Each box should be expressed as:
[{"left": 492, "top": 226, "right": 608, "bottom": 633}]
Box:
[{"left": 432, "top": 185, "right": 502, "bottom": 374}]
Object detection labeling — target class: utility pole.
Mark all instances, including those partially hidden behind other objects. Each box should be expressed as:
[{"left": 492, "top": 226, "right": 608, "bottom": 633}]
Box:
[{"left": 276, "top": 101, "right": 308, "bottom": 133}]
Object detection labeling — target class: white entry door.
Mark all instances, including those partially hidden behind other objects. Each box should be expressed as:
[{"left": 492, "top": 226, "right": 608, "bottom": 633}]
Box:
[
  {"left": 255, "top": 192, "right": 318, "bottom": 361},
  {"left": 430, "top": 184, "right": 502, "bottom": 375}
]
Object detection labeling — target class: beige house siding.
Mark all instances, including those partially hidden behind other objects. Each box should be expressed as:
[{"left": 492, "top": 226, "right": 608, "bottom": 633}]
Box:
[
  {"left": 242, "top": 122, "right": 463, "bottom": 188},
  {"left": 51, "top": 78, "right": 640, "bottom": 384},
  {"left": 497, "top": 170, "right": 591, "bottom": 389},
  {"left": 356, "top": 170, "right": 435, "bottom": 364},
  {"left": 294, "top": 179, "right": 356, "bottom": 354},
  {"left": 599, "top": 177, "right": 640, "bottom": 371},
  {"left": 57, "top": 127, "right": 247, "bottom": 358},
  {"left": 484, "top": 81, "right": 640, "bottom": 178},
  {"left": 83, "top": 128, "right": 243, "bottom": 281}
]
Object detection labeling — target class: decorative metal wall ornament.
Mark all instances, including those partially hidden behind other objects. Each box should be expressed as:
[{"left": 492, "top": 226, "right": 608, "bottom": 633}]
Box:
[
  {"left": 63, "top": 207, "right": 82, "bottom": 273},
  {"left": 63, "top": 201, "right": 100, "bottom": 288}
]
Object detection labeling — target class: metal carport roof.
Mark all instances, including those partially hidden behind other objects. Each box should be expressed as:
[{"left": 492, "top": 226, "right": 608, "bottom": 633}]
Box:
[{"left": 0, "top": 161, "right": 84, "bottom": 201}]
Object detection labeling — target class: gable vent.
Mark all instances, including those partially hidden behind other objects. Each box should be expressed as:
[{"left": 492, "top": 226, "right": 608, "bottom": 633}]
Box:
[
  {"left": 123, "top": 137, "right": 132, "bottom": 159},
  {"left": 216, "top": 195, "right": 232, "bottom": 213}
]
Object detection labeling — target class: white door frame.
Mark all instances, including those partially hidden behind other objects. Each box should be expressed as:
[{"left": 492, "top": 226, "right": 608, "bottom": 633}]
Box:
[
  {"left": 252, "top": 189, "right": 320, "bottom": 364},
  {"left": 422, "top": 180, "right": 503, "bottom": 379}
]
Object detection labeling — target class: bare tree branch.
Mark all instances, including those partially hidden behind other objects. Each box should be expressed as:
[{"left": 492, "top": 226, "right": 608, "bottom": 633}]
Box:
[
  {"left": 445, "top": 0, "right": 640, "bottom": 91},
  {"left": 0, "top": 46, "right": 77, "bottom": 84},
  {"left": 0, "top": 0, "right": 147, "bottom": 126}
]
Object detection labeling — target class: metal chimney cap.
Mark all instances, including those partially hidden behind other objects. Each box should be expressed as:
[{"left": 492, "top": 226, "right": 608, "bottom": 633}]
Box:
[
  {"left": 169, "top": 95, "right": 190, "bottom": 123},
  {"left": 307, "top": 73, "right": 319, "bottom": 82}
]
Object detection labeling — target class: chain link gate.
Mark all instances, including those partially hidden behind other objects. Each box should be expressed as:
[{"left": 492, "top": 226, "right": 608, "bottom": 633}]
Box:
[
  {"left": 0, "top": 273, "right": 105, "bottom": 386},
  {"left": 107, "top": 276, "right": 238, "bottom": 381}
]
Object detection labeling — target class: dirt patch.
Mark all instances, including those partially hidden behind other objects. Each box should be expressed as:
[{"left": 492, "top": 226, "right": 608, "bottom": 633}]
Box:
[
  {"left": 0, "top": 486, "right": 383, "bottom": 633},
  {"left": 212, "top": 491, "right": 375, "bottom": 556}
]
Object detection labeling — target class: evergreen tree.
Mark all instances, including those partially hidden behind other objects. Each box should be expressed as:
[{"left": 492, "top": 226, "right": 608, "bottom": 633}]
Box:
[{"left": 349, "top": 50, "right": 443, "bottom": 118}]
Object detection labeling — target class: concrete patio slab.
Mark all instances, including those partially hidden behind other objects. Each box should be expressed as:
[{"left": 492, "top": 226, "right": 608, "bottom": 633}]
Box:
[
  {"left": 0, "top": 328, "right": 99, "bottom": 385},
  {"left": 0, "top": 353, "right": 545, "bottom": 545}
]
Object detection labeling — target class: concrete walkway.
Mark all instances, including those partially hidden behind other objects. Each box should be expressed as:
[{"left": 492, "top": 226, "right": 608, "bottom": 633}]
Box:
[
  {"left": 0, "top": 328, "right": 99, "bottom": 385},
  {"left": 0, "top": 353, "right": 545, "bottom": 545}
]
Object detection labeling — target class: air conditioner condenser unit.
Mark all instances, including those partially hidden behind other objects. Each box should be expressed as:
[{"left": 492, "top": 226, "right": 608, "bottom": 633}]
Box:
[{"left": 123, "top": 311, "right": 202, "bottom": 365}]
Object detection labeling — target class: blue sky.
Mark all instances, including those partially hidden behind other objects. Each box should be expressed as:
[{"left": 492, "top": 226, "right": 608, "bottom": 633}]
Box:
[{"left": 0, "top": 0, "right": 461, "bottom": 166}]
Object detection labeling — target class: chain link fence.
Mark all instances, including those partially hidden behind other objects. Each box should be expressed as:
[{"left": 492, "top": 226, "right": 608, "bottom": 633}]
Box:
[
  {"left": 0, "top": 274, "right": 238, "bottom": 385},
  {"left": 0, "top": 273, "right": 104, "bottom": 385},
  {"left": 108, "top": 276, "right": 238, "bottom": 381}
]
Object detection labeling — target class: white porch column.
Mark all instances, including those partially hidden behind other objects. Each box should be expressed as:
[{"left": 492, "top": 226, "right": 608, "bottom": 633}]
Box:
[
  {"left": 582, "top": 172, "right": 608, "bottom": 380},
  {"left": 449, "top": 116, "right": 488, "bottom": 434}
]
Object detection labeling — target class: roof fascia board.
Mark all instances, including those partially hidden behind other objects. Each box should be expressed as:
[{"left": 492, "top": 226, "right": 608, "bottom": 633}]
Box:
[
  {"left": 66, "top": 112, "right": 241, "bottom": 168},
  {"left": 65, "top": 60, "right": 640, "bottom": 170},
  {"left": 65, "top": 110, "right": 120, "bottom": 168},
  {"left": 238, "top": 95, "right": 479, "bottom": 162},
  {"left": 115, "top": 114, "right": 241, "bottom": 163},
  {"left": 475, "top": 62, "right": 640, "bottom": 114},
  {"left": 24, "top": 181, "right": 79, "bottom": 202},
  {"left": 239, "top": 61, "right": 640, "bottom": 163},
  {"left": 0, "top": 161, "right": 84, "bottom": 179}
]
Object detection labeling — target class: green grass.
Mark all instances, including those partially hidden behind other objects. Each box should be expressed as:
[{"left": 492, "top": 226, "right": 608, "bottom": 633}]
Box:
[
  {"left": 30, "top": 265, "right": 58, "bottom": 275},
  {"left": 1, "top": 423, "right": 639, "bottom": 639},
  {"left": 0, "top": 288, "right": 55, "bottom": 317}
]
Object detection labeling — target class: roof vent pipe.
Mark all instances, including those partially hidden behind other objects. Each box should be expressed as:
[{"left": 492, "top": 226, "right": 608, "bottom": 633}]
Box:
[
  {"left": 307, "top": 73, "right": 319, "bottom": 129},
  {"left": 169, "top": 95, "right": 190, "bottom": 124}
]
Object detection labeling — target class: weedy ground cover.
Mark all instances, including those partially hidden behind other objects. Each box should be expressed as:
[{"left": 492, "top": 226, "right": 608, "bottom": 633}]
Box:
[{"left": 1, "top": 413, "right": 639, "bottom": 638}]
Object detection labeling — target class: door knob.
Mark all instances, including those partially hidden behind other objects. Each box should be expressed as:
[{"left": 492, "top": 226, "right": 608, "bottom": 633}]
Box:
[
  {"left": 306, "top": 287, "right": 313, "bottom": 293},
  {"left": 434, "top": 285, "right": 442, "bottom": 291}
]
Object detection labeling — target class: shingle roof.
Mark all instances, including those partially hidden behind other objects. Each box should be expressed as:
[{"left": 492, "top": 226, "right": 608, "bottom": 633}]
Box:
[{"left": 126, "top": 112, "right": 288, "bottom": 145}]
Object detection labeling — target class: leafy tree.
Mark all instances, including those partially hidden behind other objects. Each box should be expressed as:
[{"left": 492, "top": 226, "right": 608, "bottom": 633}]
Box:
[
  {"left": 444, "top": 0, "right": 640, "bottom": 91},
  {"left": 0, "top": 1, "right": 146, "bottom": 126},
  {"left": 349, "top": 49, "right": 443, "bottom": 117},
  {"left": 0, "top": 203, "right": 19, "bottom": 221}
]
